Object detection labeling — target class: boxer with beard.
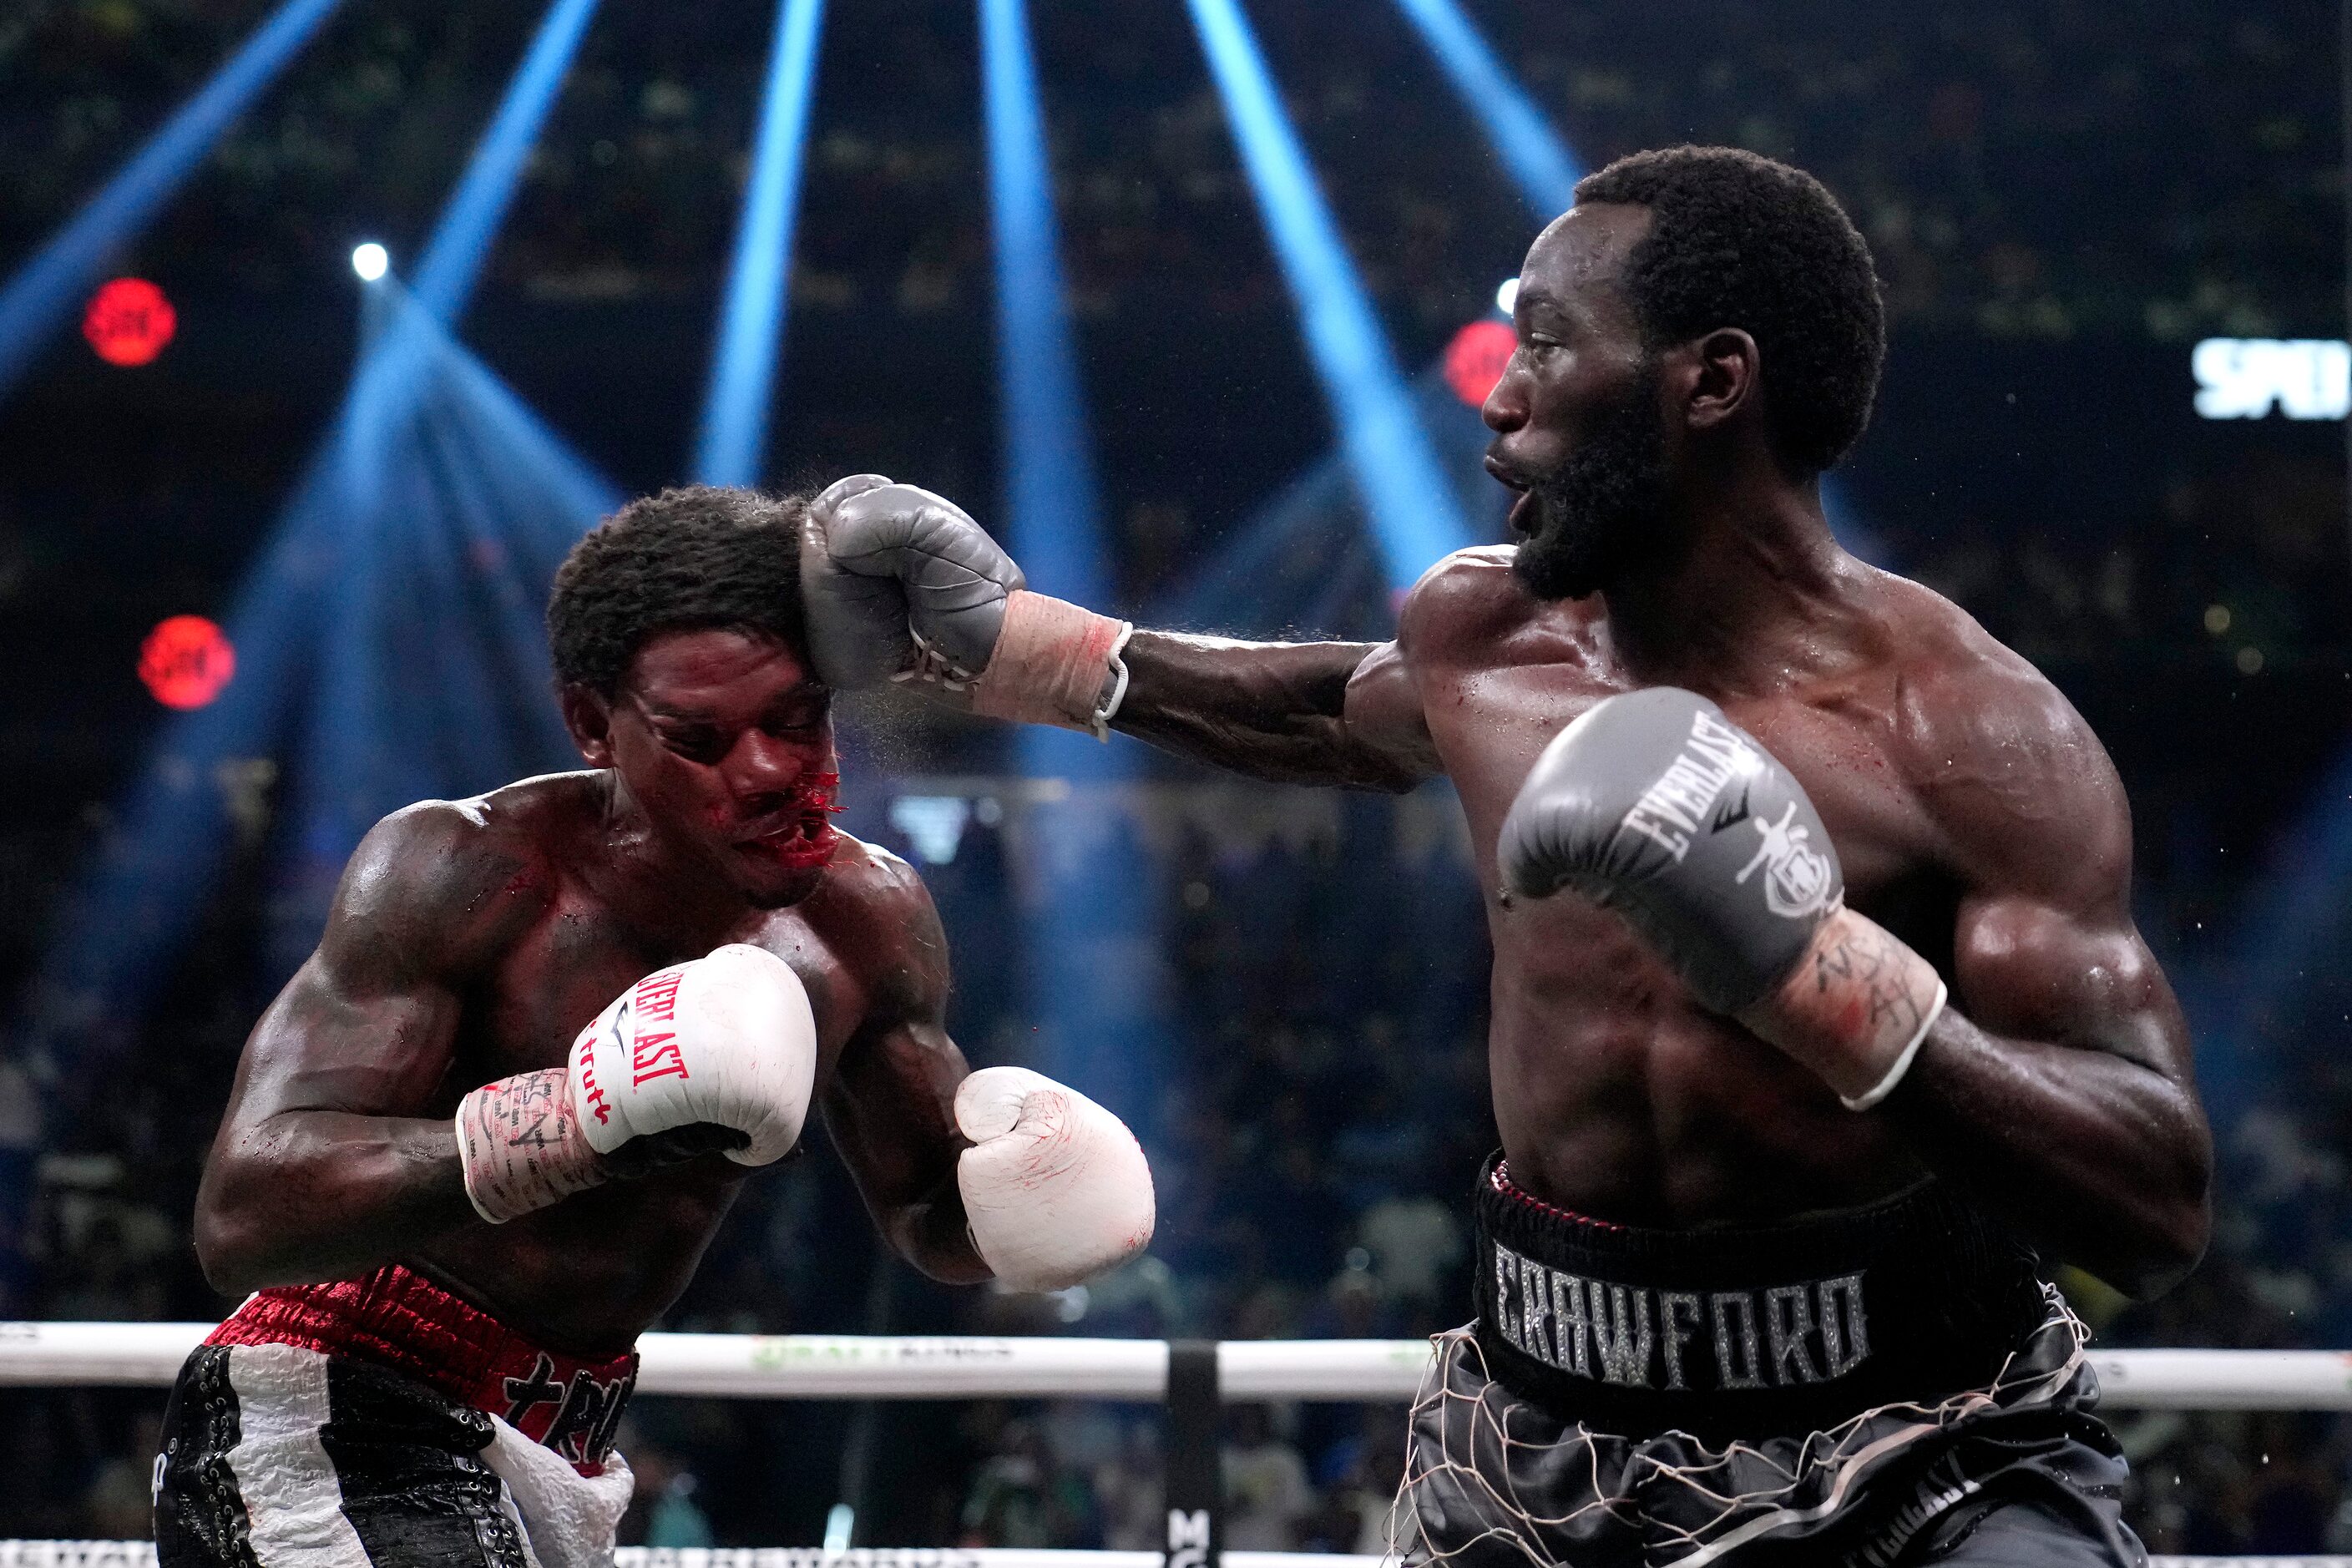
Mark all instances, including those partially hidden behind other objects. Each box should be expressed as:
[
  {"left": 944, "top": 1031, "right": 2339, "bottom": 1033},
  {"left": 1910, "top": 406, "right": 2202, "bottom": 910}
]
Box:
[
  {"left": 797, "top": 147, "right": 2210, "bottom": 1565},
  {"left": 157, "top": 486, "right": 1155, "bottom": 1568}
]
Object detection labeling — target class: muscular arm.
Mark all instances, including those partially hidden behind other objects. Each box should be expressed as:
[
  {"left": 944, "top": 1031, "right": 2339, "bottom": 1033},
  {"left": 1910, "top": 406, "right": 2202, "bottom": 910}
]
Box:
[
  {"left": 195, "top": 804, "right": 542, "bottom": 1294},
  {"left": 818, "top": 854, "right": 989, "bottom": 1283},
  {"left": 1113, "top": 631, "right": 1439, "bottom": 792},
  {"left": 1881, "top": 673, "right": 2211, "bottom": 1299}
]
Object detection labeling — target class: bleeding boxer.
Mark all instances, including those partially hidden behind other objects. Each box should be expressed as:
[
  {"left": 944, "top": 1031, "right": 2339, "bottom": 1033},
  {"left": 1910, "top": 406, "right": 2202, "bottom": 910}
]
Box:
[
  {"left": 158, "top": 487, "right": 1154, "bottom": 1568},
  {"left": 799, "top": 148, "right": 2211, "bottom": 1565}
]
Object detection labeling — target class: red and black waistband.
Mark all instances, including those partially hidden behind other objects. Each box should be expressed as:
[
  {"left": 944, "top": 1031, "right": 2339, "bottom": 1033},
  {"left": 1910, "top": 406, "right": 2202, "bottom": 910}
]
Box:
[{"left": 209, "top": 1263, "right": 636, "bottom": 1469}]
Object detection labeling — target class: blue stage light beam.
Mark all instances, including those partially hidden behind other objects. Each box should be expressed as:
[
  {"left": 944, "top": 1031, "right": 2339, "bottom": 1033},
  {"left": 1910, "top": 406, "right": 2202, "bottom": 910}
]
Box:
[
  {"left": 409, "top": 0, "right": 604, "bottom": 325},
  {"left": 980, "top": 0, "right": 1110, "bottom": 609},
  {"left": 26, "top": 0, "right": 620, "bottom": 1039},
  {"left": 1183, "top": 0, "right": 1474, "bottom": 591},
  {"left": 695, "top": 0, "right": 828, "bottom": 486},
  {"left": 1388, "top": 0, "right": 1578, "bottom": 219},
  {"left": 982, "top": 0, "right": 1172, "bottom": 1130},
  {"left": 0, "top": 0, "right": 350, "bottom": 403}
]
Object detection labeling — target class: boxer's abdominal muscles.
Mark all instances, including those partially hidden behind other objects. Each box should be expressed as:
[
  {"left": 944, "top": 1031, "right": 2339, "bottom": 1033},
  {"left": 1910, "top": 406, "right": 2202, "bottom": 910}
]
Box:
[{"left": 413, "top": 1166, "right": 750, "bottom": 1351}]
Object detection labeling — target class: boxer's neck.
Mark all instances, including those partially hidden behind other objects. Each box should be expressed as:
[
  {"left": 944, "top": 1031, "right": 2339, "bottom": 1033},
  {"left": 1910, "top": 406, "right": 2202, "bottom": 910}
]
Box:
[
  {"left": 585, "top": 769, "right": 766, "bottom": 950},
  {"left": 1600, "top": 469, "right": 1855, "bottom": 693}
]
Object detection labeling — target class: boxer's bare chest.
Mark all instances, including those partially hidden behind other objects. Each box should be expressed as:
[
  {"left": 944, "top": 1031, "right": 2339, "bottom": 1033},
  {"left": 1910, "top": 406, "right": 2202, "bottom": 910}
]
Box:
[
  {"left": 1406, "top": 584, "right": 1953, "bottom": 1223},
  {"left": 448, "top": 874, "right": 871, "bottom": 1105},
  {"left": 413, "top": 845, "right": 883, "bottom": 1351}
]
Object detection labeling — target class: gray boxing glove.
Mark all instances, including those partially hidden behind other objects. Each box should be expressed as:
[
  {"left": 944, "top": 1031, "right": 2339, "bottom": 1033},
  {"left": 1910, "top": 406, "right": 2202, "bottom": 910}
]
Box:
[
  {"left": 1498, "top": 686, "right": 1843, "bottom": 1014},
  {"left": 799, "top": 476, "right": 1026, "bottom": 691},
  {"left": 800, "top": 475, "right": 1135, "bottom": 737}
]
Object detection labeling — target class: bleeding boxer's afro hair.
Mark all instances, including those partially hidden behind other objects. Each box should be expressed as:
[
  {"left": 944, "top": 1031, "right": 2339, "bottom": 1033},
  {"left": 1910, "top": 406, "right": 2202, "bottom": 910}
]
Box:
[
  {"left": 549, "top": 484, "right": 812, "bottom": 696},
  {"left": 1573, "top": 146, "right": 1884, "bottom": 474}
]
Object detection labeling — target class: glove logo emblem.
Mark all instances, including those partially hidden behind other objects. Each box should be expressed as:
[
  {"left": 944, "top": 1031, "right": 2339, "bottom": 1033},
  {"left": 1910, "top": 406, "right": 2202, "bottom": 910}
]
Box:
[
  {"left": 1734, "top": 802, "right": 1837, "bottom": 918},
  {"left": 1618, "top": 711, "right": 1757, "bottom": 862}
]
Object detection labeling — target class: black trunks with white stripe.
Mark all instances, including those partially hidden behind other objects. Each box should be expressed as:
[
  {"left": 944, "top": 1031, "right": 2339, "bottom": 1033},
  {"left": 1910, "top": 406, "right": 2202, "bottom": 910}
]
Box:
[{"left": 156, "top": 1342, "right": 534, "bottom": 1568}]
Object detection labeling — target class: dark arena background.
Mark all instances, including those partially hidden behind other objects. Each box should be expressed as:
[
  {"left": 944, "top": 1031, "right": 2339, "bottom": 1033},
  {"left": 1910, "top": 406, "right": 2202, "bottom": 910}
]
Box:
[{"left": 2, "top": 0, "right": 2349, "bottom": 1560}]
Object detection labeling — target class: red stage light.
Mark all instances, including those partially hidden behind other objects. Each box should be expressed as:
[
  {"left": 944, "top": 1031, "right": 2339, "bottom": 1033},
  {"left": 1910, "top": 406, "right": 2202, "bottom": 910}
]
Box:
[
  {"left": 83, "top": 278, "right": 177, "bottom": 367},
  {"left": 139, "top": 615, "right": 235, "bottom": 710},
  {"left": 1443, "top": 318, "right": 1517, "bottom": 407}
]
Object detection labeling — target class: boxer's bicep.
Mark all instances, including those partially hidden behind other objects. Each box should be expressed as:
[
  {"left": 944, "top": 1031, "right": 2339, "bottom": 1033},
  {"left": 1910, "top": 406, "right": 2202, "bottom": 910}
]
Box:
[
  {"left": 227, "top": 802, "right": 518, "bottom": 1124},
  {"left": 198, "top": 805, "right": 534, "bottom": 1289},
  {"left": 1892, "top": 674, "right": 2210, "bottom": 1294},
  {"left": 1930, "top": 685, "right": 2191, "bottom": 1080},
  {"left": 822, "top": 1017, "right": 987, "bottom": 1282},
  {"left": 1950, "top": 889, "right": 2188, "bottom": 1079},
  {"left": 1343, "top": 638, "right": 1441, "bottom": 784}
]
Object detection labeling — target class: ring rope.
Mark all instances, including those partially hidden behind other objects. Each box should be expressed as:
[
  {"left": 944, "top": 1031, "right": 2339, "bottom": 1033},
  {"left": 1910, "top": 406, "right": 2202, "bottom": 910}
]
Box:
[
  {"left": 3, "top": 1324, "right": 2349, "bottom": 1407},
  {"left": 0, "top": 1545, "right": 2342, "bottom": 1568}
]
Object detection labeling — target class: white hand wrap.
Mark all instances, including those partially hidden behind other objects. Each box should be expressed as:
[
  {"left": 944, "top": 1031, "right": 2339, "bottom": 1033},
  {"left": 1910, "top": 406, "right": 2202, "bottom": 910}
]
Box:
[
  {"left": 967, "top": 591, "right": 1133, "bottom": 740},
  {"left": 569, "top": 943, "right": 819, "bottom": 1166},
  {"left": 1741, "top": 907, "right": 1950, "bottom": 1112},
  {"left": 955, "top": 1066, "right": 1156, "bottom": 1292},
  {"left": 457, "top": 946, "right": 821, "bottom": 1224},
  {"left": 456, "top": 1069, "right": 604, "bottom": 1224}
]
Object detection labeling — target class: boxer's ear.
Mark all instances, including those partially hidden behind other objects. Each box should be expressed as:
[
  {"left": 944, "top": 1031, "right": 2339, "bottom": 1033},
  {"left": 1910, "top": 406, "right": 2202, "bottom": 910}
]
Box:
[
  {"left": 562, "top": 683, "right": 617, "bottom": 767},
  {"left": 1682, "top": 326, "right": 1760, "bottom": 435}
]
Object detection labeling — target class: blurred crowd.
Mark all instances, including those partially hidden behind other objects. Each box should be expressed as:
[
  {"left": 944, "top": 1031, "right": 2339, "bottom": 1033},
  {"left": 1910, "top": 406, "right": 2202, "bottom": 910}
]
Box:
[{"left": 0, "top": 0, "right": 2334, "bottom": 345}]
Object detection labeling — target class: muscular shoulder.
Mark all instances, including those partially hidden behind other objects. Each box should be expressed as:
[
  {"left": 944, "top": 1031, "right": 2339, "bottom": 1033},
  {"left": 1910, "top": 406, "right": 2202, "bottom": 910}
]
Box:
[
  {"left": 801, "top": 834, "right": 951, "bottom": 1023},
  {"left": 1396, "top": 546, "right": 1560, "bottom": 662},
  {"left": 1869, "top": 573, "right": 2132, "bottom": 909},
  {"left": 324, "top": 774, "right": 578, "bottom": 984}
]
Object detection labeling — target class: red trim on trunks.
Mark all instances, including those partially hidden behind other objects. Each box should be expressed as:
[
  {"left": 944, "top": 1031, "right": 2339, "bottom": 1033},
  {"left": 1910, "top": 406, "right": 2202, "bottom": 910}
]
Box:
[
  {"left": 1490, "top": 1160, "right": 1628, "bottom": 1233},
  {"left": 209, "top": 1263, "right": 636, "bottom": 1475}
]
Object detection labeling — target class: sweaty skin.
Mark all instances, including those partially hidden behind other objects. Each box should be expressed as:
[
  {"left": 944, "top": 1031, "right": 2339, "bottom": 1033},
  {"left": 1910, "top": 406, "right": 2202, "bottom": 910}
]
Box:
[
  {"left": 195, "top": 629, "right": 985, "bottom": 1353},
  {"left": 1112, "top": 204, "right": 2209, "bottom": 1299}
]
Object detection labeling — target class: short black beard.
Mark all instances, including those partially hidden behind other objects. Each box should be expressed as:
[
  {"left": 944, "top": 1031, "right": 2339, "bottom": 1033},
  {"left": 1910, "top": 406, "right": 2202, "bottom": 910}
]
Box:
[{"left": 1509, "top": 365, "right": 1674, "bottom": 601}]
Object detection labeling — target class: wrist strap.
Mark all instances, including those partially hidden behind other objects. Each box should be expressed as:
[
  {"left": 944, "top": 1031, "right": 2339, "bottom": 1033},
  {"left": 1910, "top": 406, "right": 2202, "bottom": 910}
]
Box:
[
  {"left": 455, "top": 1070, "right": 606, "bottom": 1224},
  {"left": 1093, "top": 623, "right": 1136, "bottom": 739},
  {"left": 1839, "top": 978, "right": 1947, "bottom": 1111},
  {"left": 969, "top": 591, "right": 1133, "bottom": 740}
]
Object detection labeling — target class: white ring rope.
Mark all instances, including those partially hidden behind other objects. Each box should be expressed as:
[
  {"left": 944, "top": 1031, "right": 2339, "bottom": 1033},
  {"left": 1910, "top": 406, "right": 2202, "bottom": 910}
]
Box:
[
  {"left": 3, "top": 1324, "right": 2349, "bottom": 1407},
  {"left": 0, "top": 1545, "right": 2340, "bottom": 1568}
]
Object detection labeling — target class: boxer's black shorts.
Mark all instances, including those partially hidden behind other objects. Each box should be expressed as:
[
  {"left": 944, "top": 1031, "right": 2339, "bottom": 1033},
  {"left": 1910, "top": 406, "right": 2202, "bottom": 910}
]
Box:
[
  {"left": 154, "top": 1266, "right": 635, "bottom": 1568},
  {"left": 1393, "top": 1157, "right": 2146, "bottom": 1566},
  {"left": 155, "top": 1343, "right": 533, "bottom": 1568}
]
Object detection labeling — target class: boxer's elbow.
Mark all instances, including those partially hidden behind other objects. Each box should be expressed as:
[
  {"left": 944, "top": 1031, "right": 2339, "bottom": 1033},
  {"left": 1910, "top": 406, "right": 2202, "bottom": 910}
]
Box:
[
  {"left": 2097, "top": 1141, "right": 2213, "bottom": 1302},
  {"left": 2098, "top": 1211, "right": 2208, "bottom": 1302},
  {"left": 193, "top": 1150, "right": 323, "bottom": 1296},
  {"left": 193, "top": 1180, "right": 274, "bottom": 1297}
]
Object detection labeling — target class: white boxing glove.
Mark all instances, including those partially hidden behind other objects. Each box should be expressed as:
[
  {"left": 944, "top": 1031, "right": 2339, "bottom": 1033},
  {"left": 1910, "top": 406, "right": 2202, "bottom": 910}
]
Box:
[
  {"left": 955, "top": 1066, "right": 1156, "bottom": 1292},
  {"left": 457, "top": 945, "right": 818, "bottom": 1223}
]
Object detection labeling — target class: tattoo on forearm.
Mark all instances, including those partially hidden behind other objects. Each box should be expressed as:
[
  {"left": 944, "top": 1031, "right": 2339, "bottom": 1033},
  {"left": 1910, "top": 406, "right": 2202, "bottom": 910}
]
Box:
[
  {"left": 1807, "top": 918, "right": 1935, "bottom": 1046},
  {"left": 1748, "top": 908, "right": 1947, "bottom": 1105}
]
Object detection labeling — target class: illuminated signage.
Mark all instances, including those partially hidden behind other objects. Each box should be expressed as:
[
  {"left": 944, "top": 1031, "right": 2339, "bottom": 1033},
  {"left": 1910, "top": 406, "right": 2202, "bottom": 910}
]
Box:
[
  {"left": 1444, "top": 319, "right": 1516, "bottom": 407},
  {"left": 2192, "top": 338, "right": 2349, "bottom": 420},
  {"left": 83, "top": 278, "right": 178, "bottom": 367},
  {"left": 138, "top": 615, "right": 236, "bottom": 709}
]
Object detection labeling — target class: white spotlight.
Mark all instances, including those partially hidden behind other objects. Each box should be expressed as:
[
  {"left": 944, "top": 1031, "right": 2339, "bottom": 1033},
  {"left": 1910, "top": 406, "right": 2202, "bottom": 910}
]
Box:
[
  {"left": 1495, "top": 276, "right": 1520, "bottom": 316},
  {"left": 351, "top": 242, "right": 389, "bottom": 282}
]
